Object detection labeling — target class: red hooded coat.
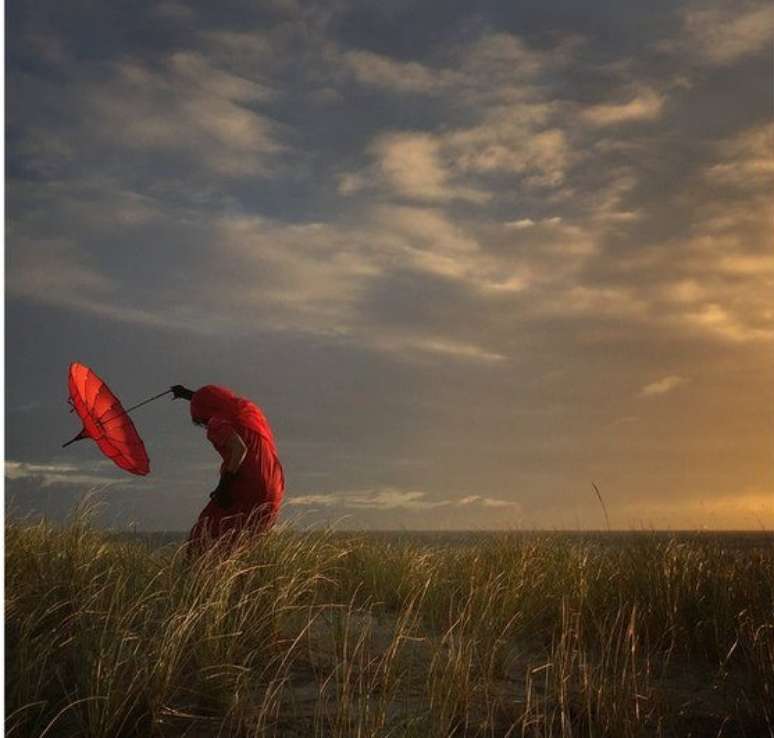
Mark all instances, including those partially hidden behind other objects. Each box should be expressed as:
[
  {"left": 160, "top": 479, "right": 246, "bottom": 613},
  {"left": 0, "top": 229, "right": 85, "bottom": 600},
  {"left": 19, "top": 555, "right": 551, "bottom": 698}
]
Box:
[{"left": 187, "top": 385, "right": 285, "bottom": 546}]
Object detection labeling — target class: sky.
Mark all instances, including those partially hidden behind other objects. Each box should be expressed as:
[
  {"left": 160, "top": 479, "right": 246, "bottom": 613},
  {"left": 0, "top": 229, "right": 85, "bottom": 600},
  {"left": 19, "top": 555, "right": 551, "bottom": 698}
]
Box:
[{"left": 5, "top": 0, "right": 774, "bottom": 531}]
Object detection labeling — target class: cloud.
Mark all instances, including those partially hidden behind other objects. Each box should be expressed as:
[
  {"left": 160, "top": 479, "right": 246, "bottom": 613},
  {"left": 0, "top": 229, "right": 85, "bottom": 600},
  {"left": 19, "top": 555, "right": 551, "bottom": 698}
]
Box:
[
  {"left": 355, "top": 120, "right": 573, "bottom": 203},
  {"left": 607, "top": 416, "right": 640, "bottom": 429},
  {"left": 504, "top": 217, "right": 562, "bottom": 229},
  {"left": 5, "top": 235, "right": 209, "bottom": 332},
  {"left": 7, "top": 189, "right": 533, "bottom": 361},
  {"left": 152, "top": 2, "right": 196, "bottom": 21},
  {"left": 370, "top": 205, "right": 593, "bottom": 297},
  {"left": 663, "top": 280, "right": 705, "bottom": 304},
  {"left": 5, "top": 460, "right": 131, "bottom": 489},
  {"left": 661, "top": 146, "right": 774, "bottom": 344},
  {"left": 372, "top": 334, "right": 507, "bottom": 364},
  {"left": 10, "top": 42, "right": 286, "bottom": 183},
  {"left": 584, "top": 172, "right": 640, "bottom": 224},
  {"left": 445, "top": 124, "right": 570, "bottom": 185},
  {"left": 337, "top": 31, "right": 574, "bottom": 192},
  {"left": 372, "top": 205, "right": 479, "bottom": 272},
  {"left": 212, "top": 214, "right": 384, "bottom": 335},
  {"left": 657, "top": 249, "right": 774, "bottom": 344},
  {"left": 11, "top": 127, "right": 75, "bottom": 178},
  {"left": 212, "top": 209, "right": 513, "bottom": 363},
  {"left": 221, "top": 204, "right": 515, "bottom": 310},
  {"left": 7, "top": 168, "right": 617, "bottom": 362},
  {"left": 705, "top": 123, "right": 774, "bottom": 189},
  {"left": 682, "top": 2, "right": 774, "bottom": 65},
  {"left": 341, "top": 49, "right": 457, "bottom": 94},
  {"left": 540, "top": 286, "right": 648, "bottom": 321},
  {"left": 8, "top": 167, "right": 612, "bottom": 366},
  {"left": 457, "top": 32, "right": 581, "bottom": 113},
  {"left": 335, "top": 31, "right": 559, "bottom": 100},
  {"left": 639, "top": 375, "right": 688, "bottom": 397},
  {"left": 9, "top": 23, "right": 626, "bottom": 354},
  {"left": 202, "top": 29, "right": 276, "bottom": 68},
  {"left": 287, "top": 488, "right": 448, "bottom": 510},
  {"left": 284, "top": 487, "right": 525, "bottom": 529},
  {"left": 369, "top": 132, "right": 490, "bottom": 203},
  {"left": 8, "top": 237, "right": 112, "bottom": 297},
  {"left": 506, "top": 218, "right": 536, "bottom": 229},
  {"left": 681, "top": 304, "right": 774, "bottom": 343},
  {"left": 580, "top": 88, "right": 665, "bottom": 126},
  {"left": 87, "top": 53, "right": 284, "bottom": 177},
  {"left": 567, "top": 120, "right": 773, "bottom": 347},
  {"left": 337, "top": 172, "right": 367, "bottom": 194},
  {"left": 287, "top": 487, "right": 520, "bottom": 511},
  {"left": 457, "top": 495, "right": 516, "bottom": 508}
]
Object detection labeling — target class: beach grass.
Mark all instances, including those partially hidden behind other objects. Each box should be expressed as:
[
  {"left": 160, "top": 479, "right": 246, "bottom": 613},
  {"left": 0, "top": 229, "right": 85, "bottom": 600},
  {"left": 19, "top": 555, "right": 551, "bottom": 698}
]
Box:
[{"left": 5, "top": 511, "right": 773, "bottom": 737}]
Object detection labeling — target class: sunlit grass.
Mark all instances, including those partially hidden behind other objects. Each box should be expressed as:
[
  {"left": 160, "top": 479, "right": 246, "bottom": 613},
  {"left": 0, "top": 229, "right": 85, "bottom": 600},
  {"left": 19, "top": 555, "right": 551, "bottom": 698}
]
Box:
[{"left": 5, "top": 510, "right": 773, "bottom": 737}]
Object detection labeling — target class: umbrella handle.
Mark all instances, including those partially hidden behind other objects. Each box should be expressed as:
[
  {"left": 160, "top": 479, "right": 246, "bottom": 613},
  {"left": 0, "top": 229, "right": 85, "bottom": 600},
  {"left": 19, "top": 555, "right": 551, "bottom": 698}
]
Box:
[
  {"left": 62, "top": 389, "right": 173, "bottom": 448},
  {"left": 121, "top": 389, "right": 174, "bottom": 415},
  {"left": 99, "top": 388, "right": 174, "bottom": 425}
]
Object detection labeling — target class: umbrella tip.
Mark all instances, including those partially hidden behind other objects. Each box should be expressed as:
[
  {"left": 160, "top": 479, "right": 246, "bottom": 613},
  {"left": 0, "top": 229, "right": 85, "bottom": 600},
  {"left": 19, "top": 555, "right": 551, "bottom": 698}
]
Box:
[{"left": 62, "top": 429, "right": 87, "bottom": 448}]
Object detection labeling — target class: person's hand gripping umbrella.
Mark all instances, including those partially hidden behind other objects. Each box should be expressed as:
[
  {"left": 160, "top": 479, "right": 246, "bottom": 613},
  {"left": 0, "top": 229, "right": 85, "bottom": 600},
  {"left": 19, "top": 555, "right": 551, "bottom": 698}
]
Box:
[{"left": 62, "top": 362, "right": 171, "bottom": 476}]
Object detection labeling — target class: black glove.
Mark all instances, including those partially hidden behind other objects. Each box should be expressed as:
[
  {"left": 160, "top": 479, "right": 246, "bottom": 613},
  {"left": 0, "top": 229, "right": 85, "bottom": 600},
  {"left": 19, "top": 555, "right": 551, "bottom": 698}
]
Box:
[
  {"left": 171, "top": 385, "right": 194, "bottom": 400},
  {"left": 209, "top": 471, "right": 237, "bottom": 509}
]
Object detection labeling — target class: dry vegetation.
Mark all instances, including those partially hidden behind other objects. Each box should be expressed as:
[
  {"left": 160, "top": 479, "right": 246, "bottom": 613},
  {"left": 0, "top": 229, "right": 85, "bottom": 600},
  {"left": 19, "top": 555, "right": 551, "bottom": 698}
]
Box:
[{"left": 5, "top": 510, "right": 774, "bottom": 737}]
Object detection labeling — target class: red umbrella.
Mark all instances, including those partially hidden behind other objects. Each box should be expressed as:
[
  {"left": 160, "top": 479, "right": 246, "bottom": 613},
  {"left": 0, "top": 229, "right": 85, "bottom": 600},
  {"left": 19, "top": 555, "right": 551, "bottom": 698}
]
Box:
[{"left": 62, "top": 362, "right": 168, "bottom": 476}]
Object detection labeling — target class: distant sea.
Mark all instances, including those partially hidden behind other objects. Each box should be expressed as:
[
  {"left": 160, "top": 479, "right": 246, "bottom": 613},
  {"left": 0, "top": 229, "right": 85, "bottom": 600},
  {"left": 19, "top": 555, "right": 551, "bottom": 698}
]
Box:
[{"left": 111, "top": 529, "right": 774, "bottom": 551}]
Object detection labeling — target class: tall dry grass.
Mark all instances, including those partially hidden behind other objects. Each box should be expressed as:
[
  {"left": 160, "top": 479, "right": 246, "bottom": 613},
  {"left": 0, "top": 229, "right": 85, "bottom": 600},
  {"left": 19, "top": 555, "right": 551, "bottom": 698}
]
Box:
[{"left": 5, "top": 512, "right": 773, "bottom": 737}]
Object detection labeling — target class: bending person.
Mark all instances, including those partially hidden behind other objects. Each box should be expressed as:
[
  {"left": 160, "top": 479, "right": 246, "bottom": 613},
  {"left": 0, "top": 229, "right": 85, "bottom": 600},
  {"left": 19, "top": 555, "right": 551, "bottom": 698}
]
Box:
[{"left": 171, "top": 384, "right": 285, "bottom": 549}]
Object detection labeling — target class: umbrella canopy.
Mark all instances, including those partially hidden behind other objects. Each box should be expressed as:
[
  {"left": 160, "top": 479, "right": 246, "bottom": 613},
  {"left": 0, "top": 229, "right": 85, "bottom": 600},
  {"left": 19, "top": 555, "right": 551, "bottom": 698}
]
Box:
[{"left": 64, "top": 362, "right": 151, "bottom": 476}]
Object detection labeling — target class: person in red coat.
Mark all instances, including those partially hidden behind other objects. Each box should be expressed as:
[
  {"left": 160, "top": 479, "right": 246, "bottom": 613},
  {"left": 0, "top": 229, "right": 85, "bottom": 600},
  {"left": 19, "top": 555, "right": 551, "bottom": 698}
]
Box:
[{"left": 171, "top": 384, "right": 285, "bottom": 548}]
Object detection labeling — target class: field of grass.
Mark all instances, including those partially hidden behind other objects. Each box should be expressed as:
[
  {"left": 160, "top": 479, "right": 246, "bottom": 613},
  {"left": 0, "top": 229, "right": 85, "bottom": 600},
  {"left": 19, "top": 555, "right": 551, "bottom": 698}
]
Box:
[{"left": 5, "top": 511, "right": 774, "bottom": 737}]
